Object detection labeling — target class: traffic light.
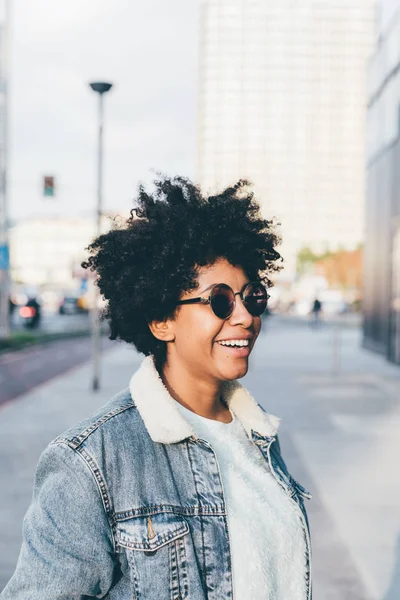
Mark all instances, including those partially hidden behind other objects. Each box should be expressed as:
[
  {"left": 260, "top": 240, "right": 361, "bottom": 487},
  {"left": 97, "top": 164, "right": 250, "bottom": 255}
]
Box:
[{"left": 43, "top": 176, "right": 55, "bottom": 197}]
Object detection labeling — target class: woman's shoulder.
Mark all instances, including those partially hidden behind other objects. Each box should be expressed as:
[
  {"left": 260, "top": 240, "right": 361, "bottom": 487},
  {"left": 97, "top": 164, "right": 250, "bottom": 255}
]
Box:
[
  {"left": 51, "top": 387, "right": 144, "bottom": 452},
  {"left": 31, "top": 388, "right": 153, "bottom": 518}
]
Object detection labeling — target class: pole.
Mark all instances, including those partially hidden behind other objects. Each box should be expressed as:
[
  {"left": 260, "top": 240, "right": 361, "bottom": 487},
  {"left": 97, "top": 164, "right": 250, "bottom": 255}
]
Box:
[
  {"left": 91, "top": 93, "right": 104, "bottom": 391},
  {"left": 0, "top": 0, "right": 9, "bottom": 340},
  {"left": 89, "top": 81, "right": 112, "bottom": 391}
]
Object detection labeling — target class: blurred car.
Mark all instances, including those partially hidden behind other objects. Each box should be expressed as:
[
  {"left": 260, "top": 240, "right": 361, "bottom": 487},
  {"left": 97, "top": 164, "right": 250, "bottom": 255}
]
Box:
[
  {"left": 290, "top": 289, "right": 348, "bottom": 317},
  {"left": 291, "top": 299, "right": 313, "bottom": 317},
  {"left": 58, "top": 294, "right": 89, "bottom": 315},
  {"left": 319, "top": 289, "right": 348, "bottom": 315},
  {"left": 319, "top": 297, "right": 348, "bottom": 316}
]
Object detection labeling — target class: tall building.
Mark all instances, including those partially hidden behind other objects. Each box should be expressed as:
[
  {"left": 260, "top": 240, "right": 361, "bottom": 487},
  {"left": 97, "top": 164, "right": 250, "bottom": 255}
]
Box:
[
  {"left": 364, "top": 0, "right": 400, "bottom": 365},
  {"left": 198, "top": 0, "right": 376, "bottom": 277}
]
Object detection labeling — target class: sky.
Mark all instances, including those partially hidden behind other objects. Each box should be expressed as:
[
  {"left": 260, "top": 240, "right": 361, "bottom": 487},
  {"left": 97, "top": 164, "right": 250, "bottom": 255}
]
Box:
[{"left": 8, "top": 0, "right": 199, "bottom": 220}]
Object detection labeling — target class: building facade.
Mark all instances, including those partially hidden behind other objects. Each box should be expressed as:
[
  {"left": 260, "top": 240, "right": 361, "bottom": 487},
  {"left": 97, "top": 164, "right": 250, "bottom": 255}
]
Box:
[
  {"left": 9, "top": 217, "right": 97, "bottom": 290},
  {"left": 198, "top": 0, "right": 376, "bottom": 277},
  {"left": 364, "top": 0, "right": 400, "bottom": 364}
]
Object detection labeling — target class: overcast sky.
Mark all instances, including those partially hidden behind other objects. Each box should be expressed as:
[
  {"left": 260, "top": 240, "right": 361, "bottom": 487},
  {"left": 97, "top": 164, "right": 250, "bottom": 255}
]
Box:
[{"left": 9, "top": 0, "right": 199, "bottom": 220}]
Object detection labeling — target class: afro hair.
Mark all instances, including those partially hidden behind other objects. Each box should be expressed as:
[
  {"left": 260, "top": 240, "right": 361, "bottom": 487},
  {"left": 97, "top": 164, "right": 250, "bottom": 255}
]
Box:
[{"left": 82, "top": 176, "right": 282, "bottom": 369}]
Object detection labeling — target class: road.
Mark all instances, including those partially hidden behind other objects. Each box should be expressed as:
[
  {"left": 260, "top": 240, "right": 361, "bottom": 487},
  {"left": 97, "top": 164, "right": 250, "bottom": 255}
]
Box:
[
  {"left": 11, "top": 310, "right": 90, "bottom": 334},
  {"left": 0, "top": 336, "right": 116, "bottom": 408}
]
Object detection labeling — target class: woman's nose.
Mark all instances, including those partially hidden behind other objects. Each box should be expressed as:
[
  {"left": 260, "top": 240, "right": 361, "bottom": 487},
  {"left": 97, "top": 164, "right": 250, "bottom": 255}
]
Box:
[{"left": 229, "top": 294, "right": 253, "bottom": 327}]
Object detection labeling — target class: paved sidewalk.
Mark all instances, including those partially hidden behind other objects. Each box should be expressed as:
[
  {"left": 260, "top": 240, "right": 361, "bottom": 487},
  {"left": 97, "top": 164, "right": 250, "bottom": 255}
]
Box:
[
  {"left": 250, "top": 317, "right": 400, "bottom": 600},
  {"left": 0, "top": 341, "right": 142, "bottom": 588},
  {"left": 0, "top": 318, "right": 399, "bottom": 599}
]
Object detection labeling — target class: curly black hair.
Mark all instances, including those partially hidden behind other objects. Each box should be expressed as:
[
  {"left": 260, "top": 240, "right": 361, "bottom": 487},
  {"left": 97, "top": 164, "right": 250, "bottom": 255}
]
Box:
[{"left": 82, "top": 176, "right": 282, "bottom": 369}]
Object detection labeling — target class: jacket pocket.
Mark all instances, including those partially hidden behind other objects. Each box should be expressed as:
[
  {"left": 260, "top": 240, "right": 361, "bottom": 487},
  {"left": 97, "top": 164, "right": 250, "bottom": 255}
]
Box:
[{"left": 116, "top": 513, "right": 190, "bottom": 600}]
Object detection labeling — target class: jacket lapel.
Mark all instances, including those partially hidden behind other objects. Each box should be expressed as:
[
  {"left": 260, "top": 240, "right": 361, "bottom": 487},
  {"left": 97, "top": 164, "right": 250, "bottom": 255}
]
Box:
[{"left": 129, "top": 356, "right": 280, "bottom": 444}]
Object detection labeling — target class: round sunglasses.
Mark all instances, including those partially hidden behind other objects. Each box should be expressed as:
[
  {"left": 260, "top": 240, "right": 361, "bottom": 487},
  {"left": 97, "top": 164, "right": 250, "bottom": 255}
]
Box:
[{"left": 176, "top": 282, "right": 269, "bottom": 320}]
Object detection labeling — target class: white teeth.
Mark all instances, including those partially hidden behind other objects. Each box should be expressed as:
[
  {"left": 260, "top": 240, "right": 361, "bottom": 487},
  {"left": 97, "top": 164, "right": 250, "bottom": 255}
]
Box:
[{"left": 217, "top": 339, "right": 250, "bottom": 347}]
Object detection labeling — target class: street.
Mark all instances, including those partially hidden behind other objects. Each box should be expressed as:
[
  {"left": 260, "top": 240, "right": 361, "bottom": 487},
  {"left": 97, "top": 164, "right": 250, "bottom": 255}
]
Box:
[
  {"left": 0, "top": 316, "right": 399, "bottom": 598},
  {"left": 11, "top": 309, "right": 91, "bottom": 335},
  {"left": 0, "top": 335, "right": 115, "bottom": 407}
]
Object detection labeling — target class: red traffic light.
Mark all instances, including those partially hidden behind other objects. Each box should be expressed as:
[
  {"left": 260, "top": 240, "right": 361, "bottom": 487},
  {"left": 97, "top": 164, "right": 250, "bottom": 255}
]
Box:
[{"left": 43, "top": 176, "right": 55, "bottom": 197}]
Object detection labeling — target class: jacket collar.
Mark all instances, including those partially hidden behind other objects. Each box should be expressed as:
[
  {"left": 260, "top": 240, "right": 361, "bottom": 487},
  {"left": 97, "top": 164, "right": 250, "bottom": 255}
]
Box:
[{"left": 129, "top": 356, "right": 280, "bottom": 444}]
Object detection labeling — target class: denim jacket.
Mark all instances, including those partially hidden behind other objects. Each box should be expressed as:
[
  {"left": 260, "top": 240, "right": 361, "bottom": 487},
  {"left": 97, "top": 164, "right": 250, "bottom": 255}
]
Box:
[{"left": 1, "top": 356, "right": 312, "bottom": 600}]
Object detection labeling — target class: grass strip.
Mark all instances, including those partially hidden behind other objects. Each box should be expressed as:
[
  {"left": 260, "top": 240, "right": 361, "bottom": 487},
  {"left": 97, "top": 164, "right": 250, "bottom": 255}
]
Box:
[{"left": 0, "top": 328, "right": 108, "bottom": 354}]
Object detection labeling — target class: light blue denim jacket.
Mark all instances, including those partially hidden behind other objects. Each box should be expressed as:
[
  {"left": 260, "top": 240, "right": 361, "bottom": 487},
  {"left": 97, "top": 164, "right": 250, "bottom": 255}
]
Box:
[{"left": 1, "top": 356, "right": 312, "bottom": 599}]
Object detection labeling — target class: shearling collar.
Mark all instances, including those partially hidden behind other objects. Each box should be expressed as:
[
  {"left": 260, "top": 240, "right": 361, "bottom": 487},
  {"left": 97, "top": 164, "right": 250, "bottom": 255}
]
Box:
[{"left": 129, "top": 356, "right": 280, "bottom": 444}]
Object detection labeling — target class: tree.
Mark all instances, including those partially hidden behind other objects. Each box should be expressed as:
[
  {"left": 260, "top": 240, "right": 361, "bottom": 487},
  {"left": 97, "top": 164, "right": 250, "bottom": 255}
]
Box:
[{"left": 296, "top": 246, "right": 333, "bottom": 275}]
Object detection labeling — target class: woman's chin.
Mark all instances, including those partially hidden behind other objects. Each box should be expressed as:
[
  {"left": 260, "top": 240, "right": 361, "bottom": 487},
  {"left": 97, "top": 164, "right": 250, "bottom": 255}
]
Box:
[{"left": 217, "top": 358, "right": 249, "bottom": 381}]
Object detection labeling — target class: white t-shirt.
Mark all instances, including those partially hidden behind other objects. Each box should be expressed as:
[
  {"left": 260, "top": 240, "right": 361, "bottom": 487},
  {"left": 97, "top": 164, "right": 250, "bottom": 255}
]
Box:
[{"left": 175, "top": 402, "right": 307, "bottom": 600}]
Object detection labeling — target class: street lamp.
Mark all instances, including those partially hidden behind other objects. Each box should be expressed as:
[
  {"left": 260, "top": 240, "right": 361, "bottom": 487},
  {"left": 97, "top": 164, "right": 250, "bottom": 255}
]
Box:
[{"left": 89, "top": 81, "right": 113, "bottom": 391}]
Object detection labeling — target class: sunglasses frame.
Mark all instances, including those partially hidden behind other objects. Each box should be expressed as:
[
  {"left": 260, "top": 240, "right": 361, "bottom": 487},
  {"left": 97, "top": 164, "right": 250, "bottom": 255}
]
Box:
[{"left": 176, "top": 281, "right": 269, "bottom": 320}]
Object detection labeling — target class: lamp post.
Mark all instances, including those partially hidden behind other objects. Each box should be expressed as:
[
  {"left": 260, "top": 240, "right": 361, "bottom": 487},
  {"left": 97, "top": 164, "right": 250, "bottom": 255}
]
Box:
[{"left": 89, "top": 81, "right": 113, "bottom": 391}]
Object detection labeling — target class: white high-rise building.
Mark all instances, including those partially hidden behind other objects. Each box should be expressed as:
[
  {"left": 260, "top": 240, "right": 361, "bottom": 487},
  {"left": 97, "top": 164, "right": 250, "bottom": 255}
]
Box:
[{"left": 198, "top": 0, "right": 376, "bottom": 276}]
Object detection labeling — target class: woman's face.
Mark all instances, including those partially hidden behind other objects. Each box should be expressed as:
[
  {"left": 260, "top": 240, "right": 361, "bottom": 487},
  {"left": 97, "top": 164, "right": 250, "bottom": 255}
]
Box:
[{"left": 166, "top": 258, "right": 262, "bottom": 383}]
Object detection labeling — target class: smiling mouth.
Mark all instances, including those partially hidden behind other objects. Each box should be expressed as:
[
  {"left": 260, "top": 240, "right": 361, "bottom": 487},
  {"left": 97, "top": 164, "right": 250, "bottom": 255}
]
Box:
[
  {"left": 216, "top": 340, "right": 250, "bottom": 348},
  {"left": 215, "top": 341, "right": 252, "bottom": 356}
]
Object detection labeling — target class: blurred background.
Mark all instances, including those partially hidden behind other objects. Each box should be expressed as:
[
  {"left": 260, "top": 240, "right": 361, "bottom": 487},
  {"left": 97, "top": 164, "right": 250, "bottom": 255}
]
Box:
[{"left": 0, "top": 0, "right": 400, "bottom": 598}]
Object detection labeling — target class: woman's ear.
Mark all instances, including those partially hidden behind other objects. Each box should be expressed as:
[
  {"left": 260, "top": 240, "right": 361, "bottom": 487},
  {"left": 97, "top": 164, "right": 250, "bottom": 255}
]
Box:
[{"left": 148, "top": 320, "right": 175, "bottom": 342}]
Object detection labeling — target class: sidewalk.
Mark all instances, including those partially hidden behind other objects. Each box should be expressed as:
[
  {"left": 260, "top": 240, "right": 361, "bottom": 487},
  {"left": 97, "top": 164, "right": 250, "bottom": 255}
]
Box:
[
  {"left": 1, "top": 318, "right": 399, "bottom": 598},
  {"left": 0, "top": 342, "right": 142, "bottom": 588},
  {"left": 251, "top": 317, "right": 400, "bottom": 600}
]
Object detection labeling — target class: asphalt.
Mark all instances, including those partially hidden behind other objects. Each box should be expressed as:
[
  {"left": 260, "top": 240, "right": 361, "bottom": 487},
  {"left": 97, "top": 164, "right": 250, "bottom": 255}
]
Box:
[
  {"left": 0, "top": 335, "right": 115, "bottom": 407},
  {"left": 0, "top": 315, "right": 399, "bottom": 599}
]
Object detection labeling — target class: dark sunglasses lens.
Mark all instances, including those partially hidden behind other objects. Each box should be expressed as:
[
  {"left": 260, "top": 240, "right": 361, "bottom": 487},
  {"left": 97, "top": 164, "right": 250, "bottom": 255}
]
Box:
[
  {"left": 210, "top": 284, "right": 235, "bottom": 319},
  {"left": 243, "top": 282, "right": 268, "bottom": 316}
]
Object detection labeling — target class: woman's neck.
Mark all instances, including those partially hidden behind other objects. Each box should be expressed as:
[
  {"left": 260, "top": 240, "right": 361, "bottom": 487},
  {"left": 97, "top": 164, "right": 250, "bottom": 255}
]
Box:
[{"left": 161, "top": 359, "right": 231, "bottom": 423}]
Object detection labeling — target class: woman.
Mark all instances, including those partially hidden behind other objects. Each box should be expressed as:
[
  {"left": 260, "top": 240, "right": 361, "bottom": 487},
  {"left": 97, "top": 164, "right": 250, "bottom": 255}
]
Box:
[{"left": 1, "top": 177, "right": 312, "bottom": 599}]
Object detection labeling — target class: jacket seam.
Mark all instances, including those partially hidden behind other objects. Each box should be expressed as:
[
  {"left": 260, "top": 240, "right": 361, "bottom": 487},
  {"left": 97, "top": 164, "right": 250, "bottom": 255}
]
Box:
[
  {"left": 186, "top": 440, "right": 207, "bottom": 594},
  {"left": 114, "top": 505, "right": 226, "bottom": 520},
  {"left": 66, "top": 402, "right": 136, "bottom": 449},
  {"left": 68, "top": 443, "right": 118, "bottom": 552}
]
